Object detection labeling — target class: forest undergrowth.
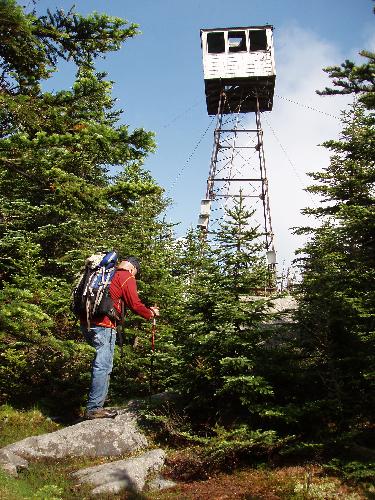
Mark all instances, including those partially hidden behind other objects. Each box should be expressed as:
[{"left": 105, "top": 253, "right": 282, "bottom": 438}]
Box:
[{"left": 0, "top": 404, "right": 373, "bottom": 500}]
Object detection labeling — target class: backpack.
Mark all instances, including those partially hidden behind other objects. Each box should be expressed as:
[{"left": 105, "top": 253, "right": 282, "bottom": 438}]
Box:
[{"left": 71, "top": 251, "right": 120, "bottom": 325}]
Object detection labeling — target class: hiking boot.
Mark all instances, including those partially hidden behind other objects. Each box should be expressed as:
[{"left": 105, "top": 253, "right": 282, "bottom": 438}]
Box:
[{"left": 84, "top": 408, "right": 118, "bottom": 419}]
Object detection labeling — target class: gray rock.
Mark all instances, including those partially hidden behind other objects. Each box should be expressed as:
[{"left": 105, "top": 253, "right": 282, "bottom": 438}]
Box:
[
  {"left": 1, "top": 463, "right": 18, "bottom": 477},
  {"left": 0, "top": 406, "right": 148, "bottom": 475},
  {"left": 149, "top": 392, "right": 179, "bottom": 404},
  {"left": 0, "top": 448, "right": 29, "bottom": 476},
  {"left": 72, "top": 448, "right": 166, "bottom": 495},
  {"left": 147, "top": 475, "right": 177, "bottom": 491}
]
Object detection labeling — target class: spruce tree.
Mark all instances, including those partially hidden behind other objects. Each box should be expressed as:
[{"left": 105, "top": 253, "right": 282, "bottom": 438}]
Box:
[
  {"left": 0, "top": 1, "right": 166, "bottom": 412},
  {"left": 172, "top": 197, "right": 278, "bottom": 431},
  {"left": 295, "top": 104, "right": 375, "bottom": 435},
  {"left": 317, "top": 50, "right": 375, "bottom": 110},
  {"left": 294, "top": 5, "right": 374, "bottom": 439}
]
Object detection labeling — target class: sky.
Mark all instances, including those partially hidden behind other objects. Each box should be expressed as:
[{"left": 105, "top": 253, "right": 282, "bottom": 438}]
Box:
[{"left": 33, "top": 0, "right": 374, "bottom": 273}]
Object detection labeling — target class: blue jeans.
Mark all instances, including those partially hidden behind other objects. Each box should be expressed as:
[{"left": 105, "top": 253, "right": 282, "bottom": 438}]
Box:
[{"left": 83, "top": 325, "right": 116, "bottom": 412}]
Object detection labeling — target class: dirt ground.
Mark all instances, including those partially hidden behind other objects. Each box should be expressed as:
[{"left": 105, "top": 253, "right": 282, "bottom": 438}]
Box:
[{"left": 147, "top": 465, "right": 367, "bottom": 500}]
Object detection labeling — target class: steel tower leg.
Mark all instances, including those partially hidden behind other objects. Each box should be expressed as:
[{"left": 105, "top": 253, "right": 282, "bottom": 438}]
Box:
[
  {"left": 198, "top": 91, "right": 277, "bottom": 280},
  {"left": 255, "top": 97, "right": 276, "bottom": 276}
]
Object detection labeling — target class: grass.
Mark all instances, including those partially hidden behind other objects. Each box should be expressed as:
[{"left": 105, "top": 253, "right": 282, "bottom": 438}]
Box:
[
  {"left": 0, "top": 404, "right": 373, "bottom": 499},
  {"left": 0, "top": 405, "right": 87, "bottom": 499},
  {"left": 1, "top": 462, "right": 370, "bottom": 500},
  {"left": 0, "top": 458, "right": 99, "bottom": 500},
  {"left": 0, "top": 405, "right": 61, "bottom": 448},
  {"left": 0, "top": 404, "right": 152, "bottom": 499}
]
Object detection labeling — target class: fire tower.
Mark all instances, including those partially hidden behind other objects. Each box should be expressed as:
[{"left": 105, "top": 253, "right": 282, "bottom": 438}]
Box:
[{"left": 198, "top": 26, "right": 277, "bottom": 270}]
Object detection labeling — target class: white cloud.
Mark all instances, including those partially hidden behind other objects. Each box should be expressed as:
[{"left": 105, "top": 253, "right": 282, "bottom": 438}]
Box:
[
  {"left": 263, "top": 25, "right": 352, "bottom": 270},
  {"left": 361, "top": 23, "right": 375, "bottom": 55}
]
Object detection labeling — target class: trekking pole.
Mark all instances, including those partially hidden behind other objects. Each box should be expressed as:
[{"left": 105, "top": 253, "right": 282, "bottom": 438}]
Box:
[{"left": 149, "top": 316, "right": 156, "bottom": 399}]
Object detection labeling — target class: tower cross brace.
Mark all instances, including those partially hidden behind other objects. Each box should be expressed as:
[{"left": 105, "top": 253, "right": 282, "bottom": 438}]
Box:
[{"left": 198, "top": 89, "right": 276, "bottom": 271}]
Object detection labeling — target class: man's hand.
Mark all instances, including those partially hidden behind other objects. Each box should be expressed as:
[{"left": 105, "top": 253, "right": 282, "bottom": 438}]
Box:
[{"left": 150, "top": 306, "right": 160, "bottom": 317}]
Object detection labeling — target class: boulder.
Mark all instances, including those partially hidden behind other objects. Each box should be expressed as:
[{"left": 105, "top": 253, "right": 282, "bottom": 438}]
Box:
[
  {"left": 146, "top": 475, "right": 177, "bottom": 491},
  {"left": 0, "top": 399, "right": 177, "bottom": 495},
  {"left": 0, "top": 449, "right": 28, "bottom": 476},
  {"left": 72, "top": 449, "right": 166, "bottom": 495},
  {"left": 0, "top": 406, "right": 147, "bottom": 475}
]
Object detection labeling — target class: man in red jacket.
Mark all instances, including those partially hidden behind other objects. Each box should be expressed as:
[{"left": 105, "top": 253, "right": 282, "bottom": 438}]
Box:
[{"left": 83, "top": 256, "right": 159, "bottom": 419}]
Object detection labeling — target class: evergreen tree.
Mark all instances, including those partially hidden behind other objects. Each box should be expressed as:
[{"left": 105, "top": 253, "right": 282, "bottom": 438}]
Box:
[
  {"left": 317, "top": 4, "right": 374, "bottom": 111},
  {"left": 295, "top": 103, "right": 375, "bottom": 435},
  {"left": 294, "top": 5, "right": 374, "bottom": 440},
  {"left": 317, "top": 51, "right": 375, "bottom": 110},
  {"left": 0, "top": 0, "right": 138, "bottom": 93},
  {"left": 171, "top": 197, "right": 278, "bottom": 431},
  {"left": 0, "top": 1, "right": 166, "bottom": 413},
  {"left": 215, "top": 192, "right": 272, "bottom": 297}
]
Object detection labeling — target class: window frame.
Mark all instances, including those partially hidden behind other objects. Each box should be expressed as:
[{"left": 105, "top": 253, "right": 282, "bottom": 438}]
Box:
[
  {"left": 205, "top": 28, "right": 270, "bottom": 55},
  {"left": 249, "top": 29, "right": 268, "bottom": 52},
  {"left": 206, "top": 31, "right": 226, "bottom": 54},
  {"left": 228, "top": 30, "right": 248, "bottom": 53}
]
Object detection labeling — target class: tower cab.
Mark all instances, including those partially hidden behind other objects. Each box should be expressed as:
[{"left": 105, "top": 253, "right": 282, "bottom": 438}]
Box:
[{"left": 201, "top": 26, "right": 276, "bottom": 114}]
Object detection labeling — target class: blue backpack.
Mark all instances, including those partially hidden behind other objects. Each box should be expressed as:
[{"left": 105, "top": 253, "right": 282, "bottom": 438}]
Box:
[{"left": 71, "top": 251, "right": 119, "bottom": 324}]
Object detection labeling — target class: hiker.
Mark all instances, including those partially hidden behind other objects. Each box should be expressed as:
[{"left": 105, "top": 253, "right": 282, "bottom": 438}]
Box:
[{"left": 82, "top": 256, "right": 159, "bottom": 419}]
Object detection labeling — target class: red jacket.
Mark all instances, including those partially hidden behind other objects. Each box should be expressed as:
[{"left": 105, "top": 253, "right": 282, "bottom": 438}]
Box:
[{"left": 93, "top": 269, "right": 154, "bottom": 328}]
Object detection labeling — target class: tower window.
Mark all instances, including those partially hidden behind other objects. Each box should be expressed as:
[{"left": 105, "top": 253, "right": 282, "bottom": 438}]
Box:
[
  {"left": 207, "top": 32, "right": 225, "bottom": 53},
  {"left": 250, "top": 30, "right": 268, "bottom": 51},
  {"left": 228, "top": 31, "right": 247, "bottom": 52}
]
